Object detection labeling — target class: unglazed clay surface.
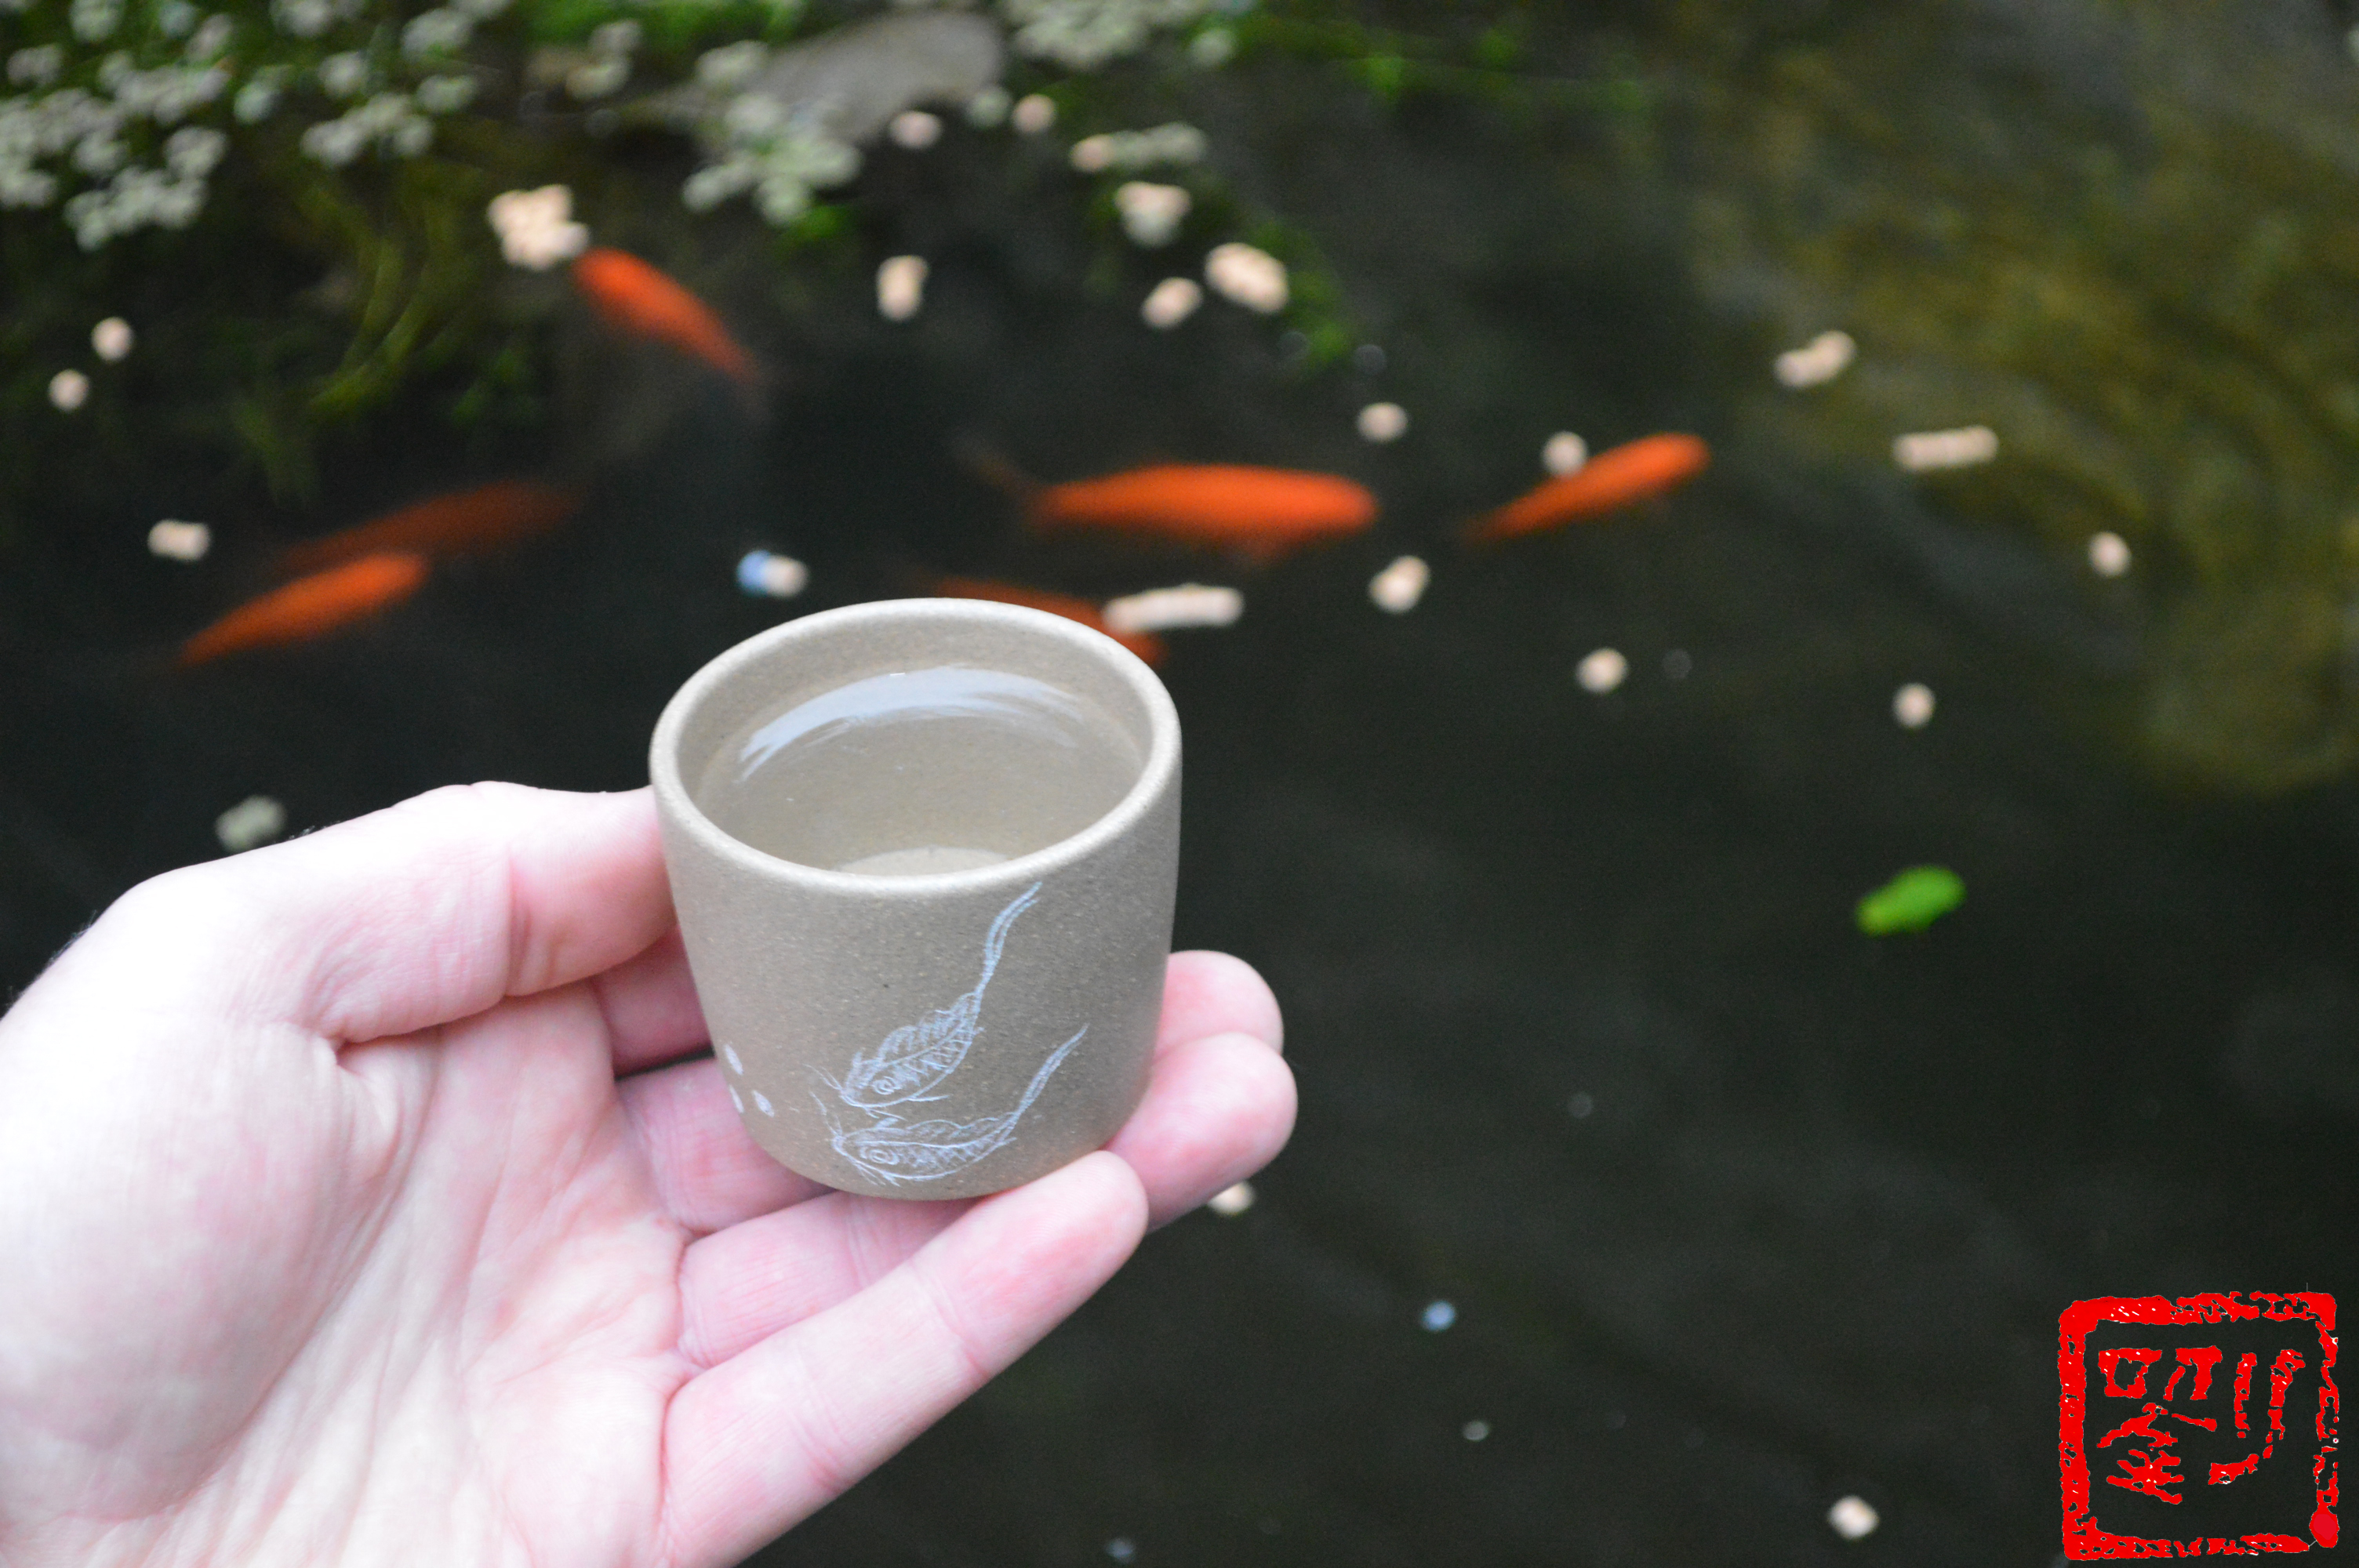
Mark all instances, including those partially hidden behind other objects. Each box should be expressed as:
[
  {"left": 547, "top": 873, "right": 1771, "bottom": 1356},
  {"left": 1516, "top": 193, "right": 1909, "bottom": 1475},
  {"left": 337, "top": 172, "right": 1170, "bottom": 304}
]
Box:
[{"left": 649, "top": 598, "right": 1181, "bottom": 1199}]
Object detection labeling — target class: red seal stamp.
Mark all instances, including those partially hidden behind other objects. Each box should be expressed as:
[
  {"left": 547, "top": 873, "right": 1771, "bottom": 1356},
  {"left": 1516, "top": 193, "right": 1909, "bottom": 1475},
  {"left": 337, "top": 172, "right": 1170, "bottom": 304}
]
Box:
[{"left": 2059, "top": 1294, "right": 2338, "bottom": 1556}]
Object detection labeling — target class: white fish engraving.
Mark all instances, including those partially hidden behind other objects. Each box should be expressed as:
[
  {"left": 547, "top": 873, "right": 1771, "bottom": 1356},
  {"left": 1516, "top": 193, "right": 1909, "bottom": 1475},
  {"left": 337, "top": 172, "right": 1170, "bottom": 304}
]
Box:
[{"left": 815, "top": 882, "right": 1085, "bottom": 1186}]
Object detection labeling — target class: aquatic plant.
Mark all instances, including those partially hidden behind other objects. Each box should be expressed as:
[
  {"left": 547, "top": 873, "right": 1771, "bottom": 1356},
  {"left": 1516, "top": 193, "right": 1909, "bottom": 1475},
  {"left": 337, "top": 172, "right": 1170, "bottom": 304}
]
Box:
[{"left": 1639, "top": 0, "right": 2359, "bottom": 793}]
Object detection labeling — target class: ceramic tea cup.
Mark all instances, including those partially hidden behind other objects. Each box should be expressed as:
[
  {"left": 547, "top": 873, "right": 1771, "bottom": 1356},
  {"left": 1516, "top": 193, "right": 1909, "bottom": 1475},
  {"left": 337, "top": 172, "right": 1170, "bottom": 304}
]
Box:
[{"left": 649, "top": 598, "right": 1182, "bottom": 1199}]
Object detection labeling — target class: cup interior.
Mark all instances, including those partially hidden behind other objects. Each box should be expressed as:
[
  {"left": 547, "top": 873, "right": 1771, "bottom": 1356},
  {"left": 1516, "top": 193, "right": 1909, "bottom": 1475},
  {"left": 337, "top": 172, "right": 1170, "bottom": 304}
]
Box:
[{"left": 660, "top": 602, "right": 1166, "bottom": 878}]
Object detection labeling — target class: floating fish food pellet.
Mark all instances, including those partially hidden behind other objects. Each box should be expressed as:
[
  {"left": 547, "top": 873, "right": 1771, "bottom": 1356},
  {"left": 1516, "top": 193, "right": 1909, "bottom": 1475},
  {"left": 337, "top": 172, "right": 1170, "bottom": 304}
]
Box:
[
  {"left": 1011, "top": 93, "right": 1056, "bottom": 134},
  {"left": 877, "top": 255, "right": 927, "bottom": 321},
  {"left": 215, "top": 794, "right": 287, "bottom": 853},
  {"left": 1568, "top": 1091, "right": 1594, "bottom": 1118},
  {"left": 736, "top": 550, "right": 808, "bottom": 599},
  {"left": 1543, "top": 430, "right": 1587, "bottom": 475},
  {"left": 889, "top": 109, "right": 942, "bottom": 149},
  {"left": 92, "top": 317, "right": 134, "bottom": 361},
  {"left": 2088, "top": 531, "right": 2131, "bottom": 577},
  {"left": 1204, "top": 241, "right": 1288, "bottom": 314},
  {"left": 1140, "top": 276, "right": 1201, "bottom": 329},
  {"left": 1369, "top": 554, "right": 1429, "bottom": 613},
  {"left": 486, "top": 185, "right": 587, "bottom": 271},
  {"left": 49, "top": 368, "right": 89, "bottom": 411},
  {"left": 1576, "top": 647, "right": 1628, "bottom": 694},
  {"left": 1827, "top": 1496, "right": 1879, "bottom": 1540},
  {"left": 1357, "top": 401, "right": 1408, "bottom": 442},
  {"left": 1207, "top": 1181, "right": 1256, "bottom": 1215},
  {"left": 148, "top": 519, "right": 211, "bottom": 561},
  {"left": 1114, "top": 180, "right": 1190, "bottom": 247},
  {"left": 1103, "top": 583, "right": 1241, "bottom": 633},
  {"left": 1893, "top": 424, "right": 1998, "bottom": 472},
  {"left": 1104, "top": 1540, "right": 1136, "bottom": 1565},
  {"left": 1892, "top": 682, "right": 1935, "bottom": 728},
  {"left": 1420, "top": 1299, "right": 1457, "bottom": 1332},
  {"left": 1462, "top": 1420, "right": 1492, "bottom": 1442},
  {"left": 1774, "top": 328, "right": 1854, "bottom": 389}
]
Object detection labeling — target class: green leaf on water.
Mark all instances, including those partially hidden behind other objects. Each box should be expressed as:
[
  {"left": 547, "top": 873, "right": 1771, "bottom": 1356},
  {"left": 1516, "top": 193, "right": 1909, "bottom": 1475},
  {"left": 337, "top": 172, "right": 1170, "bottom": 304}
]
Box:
[{"left": 1856, "top": 866, "right": 1965, "bottom": 935}]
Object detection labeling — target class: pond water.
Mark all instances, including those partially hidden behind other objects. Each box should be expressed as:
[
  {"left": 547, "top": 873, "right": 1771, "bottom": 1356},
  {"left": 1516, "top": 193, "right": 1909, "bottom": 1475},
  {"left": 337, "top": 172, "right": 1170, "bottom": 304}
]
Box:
[{"left": 5, "top": 1, "right": 2357, "bottom": 1563}]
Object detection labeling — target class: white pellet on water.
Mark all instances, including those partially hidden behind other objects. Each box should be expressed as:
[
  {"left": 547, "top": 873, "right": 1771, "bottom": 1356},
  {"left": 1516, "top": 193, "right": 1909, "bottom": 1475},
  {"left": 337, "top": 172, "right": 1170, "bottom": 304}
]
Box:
[
  {"left": 1369, "top": 555, "right": 1429, "bottom": 613},
  {"left": 1893, "top": 682, "right": 1935, "bottom": 729},
  {"left": 1543, "top": 430, "right": 1587, "bottom": 475},
  {"left": 1568, "top": 1091, "right": 1594, "bottom": 1118},
  {"left": 1826, "top": 1495, "right": 1879, "bottom": 1540},
  {"left": 1420, "top": 1299, "right": 1457, "bottom": 1332},
  {"left": 1357, "top": 401, "right": 1408, "bottom": 442},
  {"left": 1204, "top": 241, "right": 1288, "bottom": 313},
  {"left": 1140, "top": 276, "right": 1201, "bottom": 329},
  {"left": 1576, "top": 648, "right": 1628, "bottom": 694},
  {"left": 736, "top": 550, "right": 807, "bottom": 599},
  {"left": 148, "top": 519, "right": 210, "bottom": 561},
  {"left": 1893, "top": 424, "right": 1998, "bottom": 472},
  {"left": 1104, "top": 1538, "right": 1136, "bottom": 1564},
  {"left": 1207, "top": 1181, "right": 1256, "bottom": 1216},
  {"left": 2088, "top": 531, "right": 2131, "bottom": 577},
  {"left": 877, "top": 255, "right": 927, "bottom": 321},
  {"left": 49, "top": 369, "right": 89, "bottom": 411},
  {"left": 1462, "top": 1420, "right": 1491, "bottom": 1442},
  {"left": 1114, "top": 180, "right": 1190, "bottom": 247},
  {"left": 91, "top": 317, "right": 134, "bottom": 361},
  {"left": 214, "top": 795, "right": 286, "bottom": 853},
  {"left": 1774, "top": 328, "right": 1854, "bottom": 389},
  {"left": 887, "top": 110, "right": 941, "bottom": 149},
  {"left": 1103, "top": 583, "right": 1241, "bottom": 633},
  {"left": 1010, "top": 93, "right": 1056, "bottom": 134}
]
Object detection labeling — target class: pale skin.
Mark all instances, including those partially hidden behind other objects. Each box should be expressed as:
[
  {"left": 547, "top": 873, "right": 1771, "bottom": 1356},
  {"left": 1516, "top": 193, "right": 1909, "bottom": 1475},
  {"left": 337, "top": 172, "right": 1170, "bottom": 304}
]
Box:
[{"left": 0, "top": 783, "right": 1296, "bottom": 1567}]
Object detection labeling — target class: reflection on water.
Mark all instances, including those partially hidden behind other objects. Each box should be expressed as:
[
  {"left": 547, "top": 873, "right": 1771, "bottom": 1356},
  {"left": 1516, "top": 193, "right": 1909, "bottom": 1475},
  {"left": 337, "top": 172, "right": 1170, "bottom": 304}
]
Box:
[{"left": 7, "top": 1, "right": 2359, "bottom": 1563}]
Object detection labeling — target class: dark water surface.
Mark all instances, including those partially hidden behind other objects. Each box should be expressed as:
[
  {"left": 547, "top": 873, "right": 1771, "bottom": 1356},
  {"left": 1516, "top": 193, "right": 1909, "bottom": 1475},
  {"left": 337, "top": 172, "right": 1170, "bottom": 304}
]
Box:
[{"left": 6, "top": 2, "right": 2357, "bottom": 1563}]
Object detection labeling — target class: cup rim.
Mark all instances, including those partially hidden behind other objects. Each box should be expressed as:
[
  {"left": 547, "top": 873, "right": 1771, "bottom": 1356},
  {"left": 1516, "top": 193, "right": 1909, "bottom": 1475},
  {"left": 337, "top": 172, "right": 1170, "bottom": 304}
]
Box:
[{"left": 649, "top": 597, "right": 1181, "bottom": 896}]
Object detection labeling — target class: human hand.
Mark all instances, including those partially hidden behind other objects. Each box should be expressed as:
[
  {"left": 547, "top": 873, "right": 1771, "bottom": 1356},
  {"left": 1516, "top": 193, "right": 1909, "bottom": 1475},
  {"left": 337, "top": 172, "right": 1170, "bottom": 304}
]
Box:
[{"left": 0, "top": 783, "right": 1293, "bottom": 1567}]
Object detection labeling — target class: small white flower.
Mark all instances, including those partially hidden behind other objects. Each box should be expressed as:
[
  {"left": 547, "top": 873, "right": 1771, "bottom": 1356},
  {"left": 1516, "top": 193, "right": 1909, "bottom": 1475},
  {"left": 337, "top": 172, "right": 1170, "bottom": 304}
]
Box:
[
  {"left": 696, "top": 41, "right": 769, "bottom": 92},
  {"left": 9, "top": 46, "right": 65, "bottom": 86},
  {"left": 485, "top": 183, "right": 588, "bottom": 270},
  {"left": 186, "top": 14, "right": 234, "bottom": 60},
  {"left": 402, "top": 9, "right": 471, "bottom": 57},
  {"left": 272, "top": 0, "right": 333, "bottom": 38},
  {"left": 319, "top": 52, "right": 371, "bottom": 98},
  {"left": 965, "top": 85, "right": 1009, "bottom": 127},
  {"left": 71, "top": 0, "right": 122, "bottom": 43},
  {"left": 565, "top": 55, "right": 628, "bottom": 100},
  {"left": 164, "top": 126, "right": 224, "bottom": 179},
  {"left": 416, "top": 74, "right": 474, "bottom": 114},
  {"left": 1189, "top": 27, "right": 1235, "bottom": 67},
  {"left": 156, "top": 0, "right": 198, "bottom": 36},
  {"left": 234, "top": 77, "right": 280, "bottom": 122},
  {"left": 589, "top": 20, "right": 642, "bottom": 56}
]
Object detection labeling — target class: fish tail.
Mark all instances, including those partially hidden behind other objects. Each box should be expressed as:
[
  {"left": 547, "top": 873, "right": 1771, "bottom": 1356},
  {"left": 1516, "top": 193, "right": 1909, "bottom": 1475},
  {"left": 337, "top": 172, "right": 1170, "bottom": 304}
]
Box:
[
  {"left": 1010, "top": 1026, "right": 1087, "bottom": 1120},
  {"left": 976, "top": 882, "right": 1043, "bottom": 989}
]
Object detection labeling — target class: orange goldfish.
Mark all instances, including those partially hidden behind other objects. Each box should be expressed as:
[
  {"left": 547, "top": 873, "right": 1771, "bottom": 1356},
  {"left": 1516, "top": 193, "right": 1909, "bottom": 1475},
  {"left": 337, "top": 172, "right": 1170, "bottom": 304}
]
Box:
[
  {"left": 976, "top": 452, "right": 1376, "bottom": 561},
  {"left": 932, "top": 577, "right": 1169, "bottom": 666},
  {"left": 1466, "top": 433, "right": 1711, "bottom": 543},
  {"left": 179, "top": 552, "right": 431, "bottom": 666},
  {"left": 571, "top": 247, "right": 758, "bottom": 392},
  {"left": 282, "top": 480, "right": 583, "bottom": 574}
]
